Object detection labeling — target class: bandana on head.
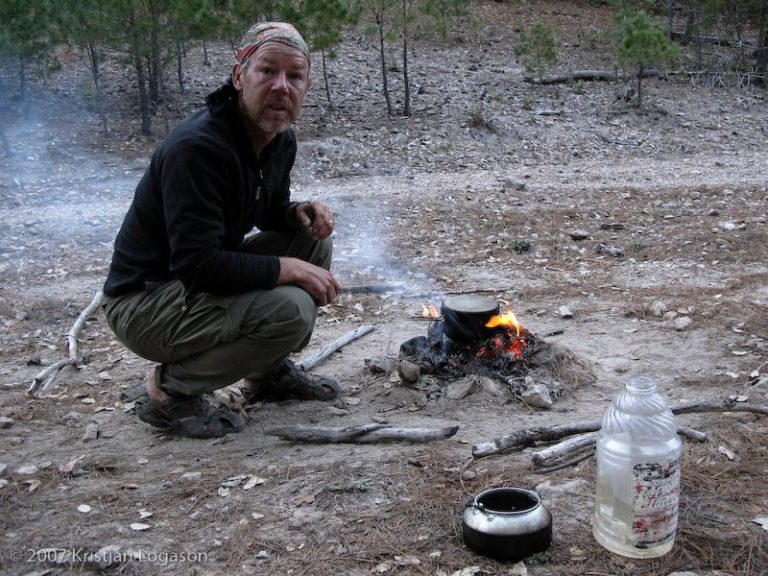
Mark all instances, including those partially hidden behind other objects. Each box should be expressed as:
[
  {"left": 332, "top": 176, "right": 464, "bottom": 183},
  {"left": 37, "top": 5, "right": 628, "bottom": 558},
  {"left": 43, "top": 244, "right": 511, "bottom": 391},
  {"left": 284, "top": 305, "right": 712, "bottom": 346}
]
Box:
[{"left": 236, "top": 22, "right": 310, "bottom": 67}]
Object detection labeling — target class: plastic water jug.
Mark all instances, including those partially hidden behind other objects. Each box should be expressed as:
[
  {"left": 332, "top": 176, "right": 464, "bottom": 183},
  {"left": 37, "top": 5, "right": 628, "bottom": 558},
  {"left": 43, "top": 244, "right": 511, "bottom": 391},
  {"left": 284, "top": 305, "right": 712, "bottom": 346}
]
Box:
[{"left": 592, "top": 374, "right": 681, "bottom": 558}]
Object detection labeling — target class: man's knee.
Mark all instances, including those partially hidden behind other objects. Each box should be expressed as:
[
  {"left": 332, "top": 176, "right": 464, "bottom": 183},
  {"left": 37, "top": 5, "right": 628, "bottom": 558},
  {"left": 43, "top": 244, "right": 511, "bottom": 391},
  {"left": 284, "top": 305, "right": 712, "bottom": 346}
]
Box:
[{"left": 243, "top": 286, "right": 316, "bottom": 343}]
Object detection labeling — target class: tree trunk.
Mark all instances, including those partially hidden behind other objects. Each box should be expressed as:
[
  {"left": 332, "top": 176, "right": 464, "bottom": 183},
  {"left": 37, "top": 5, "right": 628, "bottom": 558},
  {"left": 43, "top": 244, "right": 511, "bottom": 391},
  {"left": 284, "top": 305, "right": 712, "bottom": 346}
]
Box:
[
  {"left": 203, "top": 40, "right": 210, "bottom": 66},
  {"left": 376, "top": 13, "right": 393, "bottom": 116},
  {"left": 685, "top": 1, "right": 703, "bottom": 69},
  {"left": 18, "top": 54, "right": 30, "bottom": 120},
  {"left": 148, "top": 18, "right": 161, "bottom": 105},
  {"left": 176, "top": 39, "right": 185, "bottom": 95},
  {"left": 321, "top": 49, "right": 333, "bottom": 106},
  {"left": 636, "top": 64, "right": 644, "bottom": 107},
  {"left": 86, "top": 42, "right": 109, "bottom": 136},
  {"left": 667, "top": 0, "right": 675, "bottom": 40},
  {"left": 402, "top": 0, "right": 411, "bottom": 116}
]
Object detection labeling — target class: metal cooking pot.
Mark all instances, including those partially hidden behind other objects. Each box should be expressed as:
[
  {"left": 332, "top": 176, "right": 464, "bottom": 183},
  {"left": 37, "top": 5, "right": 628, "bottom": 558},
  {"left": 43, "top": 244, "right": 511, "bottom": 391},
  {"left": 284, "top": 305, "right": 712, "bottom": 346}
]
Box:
[
  {"left": 441, "top": 295, "right": 500, "bottom": 343},
  {"left": 462, "top": 487, "right": 552, "bottom": 561}
]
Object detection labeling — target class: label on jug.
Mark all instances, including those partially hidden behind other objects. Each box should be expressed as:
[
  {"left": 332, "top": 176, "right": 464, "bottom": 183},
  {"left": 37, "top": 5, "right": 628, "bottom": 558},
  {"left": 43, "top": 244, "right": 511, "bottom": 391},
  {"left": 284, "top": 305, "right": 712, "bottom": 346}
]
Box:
[{"left": 631, "top": 457, "right": 680, "bottom": 548}]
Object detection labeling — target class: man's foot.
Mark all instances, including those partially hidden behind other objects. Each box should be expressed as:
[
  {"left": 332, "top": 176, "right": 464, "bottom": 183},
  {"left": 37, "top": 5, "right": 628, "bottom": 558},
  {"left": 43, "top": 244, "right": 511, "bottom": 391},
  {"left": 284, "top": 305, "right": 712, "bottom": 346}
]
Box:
[
  {"left": 136, "top": 368, "right": 244, "bottom": 438},
  {"left": 136, "top": 394, "right": 245, "bottom": 438},
  {"left": 243, "top": 359, "right": 340, "bottom": 403}
]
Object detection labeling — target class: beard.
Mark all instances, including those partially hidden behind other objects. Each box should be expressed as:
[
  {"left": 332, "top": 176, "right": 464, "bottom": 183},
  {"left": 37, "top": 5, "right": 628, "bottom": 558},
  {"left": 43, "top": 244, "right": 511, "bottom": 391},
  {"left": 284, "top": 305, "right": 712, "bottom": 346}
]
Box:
[{"left": 242, "top": 98, "right": 296, "bottom": 136}]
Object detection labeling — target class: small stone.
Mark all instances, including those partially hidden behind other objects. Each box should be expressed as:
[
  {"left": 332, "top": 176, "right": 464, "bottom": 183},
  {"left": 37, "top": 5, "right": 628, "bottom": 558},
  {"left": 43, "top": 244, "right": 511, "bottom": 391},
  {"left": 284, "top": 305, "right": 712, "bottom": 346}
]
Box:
[
  {"left": 83, "top": 422, "right": 99, "bottom": 442},
  {"left": 648, "top": 300, "right": 668, "bottom": 317},
  {"left": 446, "top": 376, "right": 478, "bottom": 400},
  {"left": 558, "top": 305, "right": 573, "bottom": 318},
  {"left": 520, "top": 383, "right": 553, "bottom": 409},
  {"left": 568, "top": 230, "right": 590, "bottom": 241},
  {"left": 398, "top": 360, "right": 421, "bottom": 384},
  {"left": 256, "top": 550, "right": 269, "bottom": 560},
  {"left": 673, "top": 316, "right": 693, "bottom": 331},
  {"left": 16, "top": 464, "right": 38, "bottom": 475},
  {"left": 595, "top": 243, "right": 624, "bottom": 257},
  {"left": 0, "top": 463, "right": 8, "bottom": 477},
  {"left": 181, "top": 472, "right": 203, "bottom": 481},
  {"left": 77, "top": 504, "right": 92, "bottom": 513},
  {"left": 461, "top": 469, "right": 477, "bottom": 481},
  {"left": 365, "top": 357, "right": 396, "bottom": 374},
  {"left": 0, "top": 417, "right": 15, "bottom": 429}
]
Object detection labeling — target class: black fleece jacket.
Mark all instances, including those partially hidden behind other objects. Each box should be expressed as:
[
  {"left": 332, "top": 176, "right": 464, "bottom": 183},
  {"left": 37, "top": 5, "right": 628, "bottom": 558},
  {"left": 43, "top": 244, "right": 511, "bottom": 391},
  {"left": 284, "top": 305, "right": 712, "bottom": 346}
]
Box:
[{"left": 103, "top": 81, "right": 303, "bottom": 297}]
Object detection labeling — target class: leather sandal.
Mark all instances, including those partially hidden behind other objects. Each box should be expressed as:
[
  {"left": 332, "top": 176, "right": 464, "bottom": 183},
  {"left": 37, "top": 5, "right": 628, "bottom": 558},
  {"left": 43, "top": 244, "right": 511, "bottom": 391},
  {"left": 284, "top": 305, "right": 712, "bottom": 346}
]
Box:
[
  {"left": 136, "top": 394, "right": 245, "bottom": 438},
  {"left": 243, "top": 359, "right": 340, "bottom": 403}
]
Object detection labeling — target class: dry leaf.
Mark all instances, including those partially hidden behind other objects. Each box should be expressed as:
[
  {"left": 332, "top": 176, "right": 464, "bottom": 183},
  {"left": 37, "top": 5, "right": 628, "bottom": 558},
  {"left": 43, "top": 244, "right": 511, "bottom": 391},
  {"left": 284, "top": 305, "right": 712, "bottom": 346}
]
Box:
[
  {"left": 718, "top": 445, "right": 736, "bottom": 460},
  {"left": 291, "top": 493, "right": 316, "bottom": 506},
  {"left": 751, "top": 516, "right": 768, "bottom": 531},
  {"left": 130, "top": 522, "right": 151, "bottom": 531},
  {"left": 243, "top": 475, "right": 267, "bottom": 490}
]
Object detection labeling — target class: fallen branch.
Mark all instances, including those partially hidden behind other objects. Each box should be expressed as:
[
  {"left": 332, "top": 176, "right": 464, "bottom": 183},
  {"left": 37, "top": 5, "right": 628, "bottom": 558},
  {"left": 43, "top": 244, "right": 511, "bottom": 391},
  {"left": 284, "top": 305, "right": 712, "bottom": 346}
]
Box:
[
  {"left": 264, "top": 423, "right": 459, "bottom": 444},
  {"left": 473, "top": 400, "right": 764, "bottom": 458},
  {"left": 297, "top": 324, "right": 374, "bottom": 371},
  {"left": 531, "top": 425, "right": 708, "bottom": 468},
  {"left": 525, "top": 68, "right": 659, "bottom": 85},
  {"left": 28, "top": 290, "right": 104, "bottom": 397}
]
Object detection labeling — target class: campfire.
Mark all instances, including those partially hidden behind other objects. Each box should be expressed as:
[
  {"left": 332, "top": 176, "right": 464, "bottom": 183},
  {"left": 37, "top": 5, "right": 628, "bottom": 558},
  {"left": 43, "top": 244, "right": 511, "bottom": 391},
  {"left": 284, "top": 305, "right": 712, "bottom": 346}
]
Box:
[
  {"left": 401, "top": 296, "right": 594, "bottom": 407},
  {"left": 404, "top": 300, "right": 540, "bottom": 379}
]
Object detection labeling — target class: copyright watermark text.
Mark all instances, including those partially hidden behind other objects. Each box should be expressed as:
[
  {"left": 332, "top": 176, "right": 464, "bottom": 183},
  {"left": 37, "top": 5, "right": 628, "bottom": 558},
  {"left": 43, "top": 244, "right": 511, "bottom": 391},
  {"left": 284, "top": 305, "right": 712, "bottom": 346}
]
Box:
[{"left": 7, "top": 547, "right": 209, "bottom": 567}]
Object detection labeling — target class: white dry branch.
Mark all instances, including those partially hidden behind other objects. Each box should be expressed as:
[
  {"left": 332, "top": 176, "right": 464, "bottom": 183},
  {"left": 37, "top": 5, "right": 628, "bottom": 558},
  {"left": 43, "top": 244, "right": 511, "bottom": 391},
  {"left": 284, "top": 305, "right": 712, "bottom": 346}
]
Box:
[
  {"left": 473, "top": 399, "right": 768, "bottom": 462},
  {"left": 27, "top": 290, "right": 104, "bottom": 397},
  {"left": 531, "top": 425, "right": 708, "bottom": 469},
  {"left": 297, "top": 324, "right": 374, "bottom": 371}
]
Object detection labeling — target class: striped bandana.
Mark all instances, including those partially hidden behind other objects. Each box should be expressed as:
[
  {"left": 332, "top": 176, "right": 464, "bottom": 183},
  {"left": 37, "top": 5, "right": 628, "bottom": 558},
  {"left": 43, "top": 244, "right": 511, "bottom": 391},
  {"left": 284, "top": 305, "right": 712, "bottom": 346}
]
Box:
[{"left": 236, "top": 22, "right": 310, "bottom": 67}]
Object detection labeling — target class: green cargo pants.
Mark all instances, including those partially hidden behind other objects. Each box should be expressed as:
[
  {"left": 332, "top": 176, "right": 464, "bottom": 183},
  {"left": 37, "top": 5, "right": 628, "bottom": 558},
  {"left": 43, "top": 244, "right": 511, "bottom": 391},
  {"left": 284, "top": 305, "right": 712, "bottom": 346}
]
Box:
[{"left": 102, "top": 228, "right": 332, "bottom": 397}]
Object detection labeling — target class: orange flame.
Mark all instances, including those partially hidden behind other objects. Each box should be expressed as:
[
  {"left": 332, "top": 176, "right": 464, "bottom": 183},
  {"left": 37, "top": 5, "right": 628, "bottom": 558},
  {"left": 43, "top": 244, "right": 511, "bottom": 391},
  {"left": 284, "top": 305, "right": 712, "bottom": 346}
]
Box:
[
  {"left": 485, "top": 310, "right": 522, "bottom": 337},
  {"left": 420, "top": 304, "right": 440, "bottom": 319}
]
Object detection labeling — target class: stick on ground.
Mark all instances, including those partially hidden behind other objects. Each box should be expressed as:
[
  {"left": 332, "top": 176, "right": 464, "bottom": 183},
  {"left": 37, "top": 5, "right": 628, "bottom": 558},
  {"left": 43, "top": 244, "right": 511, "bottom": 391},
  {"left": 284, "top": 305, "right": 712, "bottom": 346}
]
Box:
[
  {"left": 473, "top": 399, "right": 764, "bottom": 458},
  {"left": 264, "top": 423, "right": 459, "bottom": 443},
  {"left": 28, "top": 290, "right": 104, "bottom": 397},
  {"left": 298, "top": 324, "right": 374, "bottom": 371}
]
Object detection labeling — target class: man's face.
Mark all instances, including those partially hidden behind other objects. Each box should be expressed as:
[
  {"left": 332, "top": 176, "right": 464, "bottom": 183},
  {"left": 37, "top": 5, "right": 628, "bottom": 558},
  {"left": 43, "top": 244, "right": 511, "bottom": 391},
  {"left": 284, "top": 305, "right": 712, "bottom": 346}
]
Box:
[{"left": 232, "top": 43, "right": 310, "bottom": 137}]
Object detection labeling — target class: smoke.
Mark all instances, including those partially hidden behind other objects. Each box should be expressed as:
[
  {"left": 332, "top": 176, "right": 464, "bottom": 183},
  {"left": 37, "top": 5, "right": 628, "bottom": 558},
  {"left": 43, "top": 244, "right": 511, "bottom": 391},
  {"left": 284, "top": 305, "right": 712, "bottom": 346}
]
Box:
[{"left": 331, "top": 191, "right": 443, "bottom": 303}]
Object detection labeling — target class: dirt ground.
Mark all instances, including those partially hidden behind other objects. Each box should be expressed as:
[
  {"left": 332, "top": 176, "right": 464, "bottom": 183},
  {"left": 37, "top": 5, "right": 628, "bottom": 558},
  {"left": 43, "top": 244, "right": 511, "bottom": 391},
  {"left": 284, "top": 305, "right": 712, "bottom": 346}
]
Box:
[{"left": 1, "top": 2, "right": 767, "bottom": 575}]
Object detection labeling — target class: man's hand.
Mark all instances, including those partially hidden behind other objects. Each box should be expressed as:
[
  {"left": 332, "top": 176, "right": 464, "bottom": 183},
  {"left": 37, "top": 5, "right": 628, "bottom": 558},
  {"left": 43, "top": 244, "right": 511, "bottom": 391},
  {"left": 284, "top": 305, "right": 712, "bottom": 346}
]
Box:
[
  {"left": 278, "top": 257, "right": 340, "bottom": 306},
  {"left": 296, "top": 201, "right": 334, "bottom": 240}
]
